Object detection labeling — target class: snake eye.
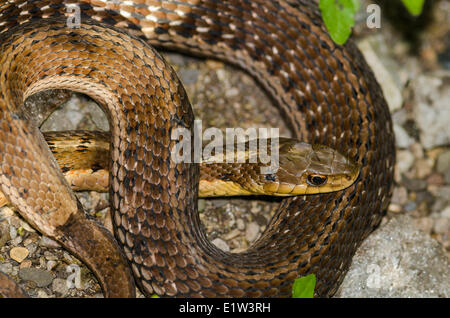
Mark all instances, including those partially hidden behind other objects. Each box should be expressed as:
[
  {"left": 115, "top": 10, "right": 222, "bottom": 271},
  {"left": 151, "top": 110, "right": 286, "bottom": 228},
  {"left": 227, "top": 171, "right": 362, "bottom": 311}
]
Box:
[{"left": 306, "top": 174, "right": 327, "bottom": 187}]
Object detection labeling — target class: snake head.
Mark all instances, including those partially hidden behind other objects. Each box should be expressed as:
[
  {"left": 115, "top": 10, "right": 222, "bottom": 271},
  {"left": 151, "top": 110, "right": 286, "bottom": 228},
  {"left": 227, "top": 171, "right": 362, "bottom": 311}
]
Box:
[{"left": 261, "top": 139, "right": 360, "bottom": 196}]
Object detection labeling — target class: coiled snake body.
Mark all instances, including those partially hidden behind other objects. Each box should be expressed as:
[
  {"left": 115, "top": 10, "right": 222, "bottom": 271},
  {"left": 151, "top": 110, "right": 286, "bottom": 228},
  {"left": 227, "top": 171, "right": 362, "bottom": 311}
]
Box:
[{"left": 0, "top": 0, "right": 395, "bottom": 297}]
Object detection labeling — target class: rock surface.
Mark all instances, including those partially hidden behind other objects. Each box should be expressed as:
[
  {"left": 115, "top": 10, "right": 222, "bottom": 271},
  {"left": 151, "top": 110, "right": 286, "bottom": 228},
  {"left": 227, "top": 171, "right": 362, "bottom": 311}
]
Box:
[{"left": 336, "top": 215, "right": 449, "bottom": 298}]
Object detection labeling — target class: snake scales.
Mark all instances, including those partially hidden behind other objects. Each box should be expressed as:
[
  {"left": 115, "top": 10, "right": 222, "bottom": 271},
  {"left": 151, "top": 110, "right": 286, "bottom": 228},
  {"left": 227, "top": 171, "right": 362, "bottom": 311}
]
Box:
[{"left": 0, "top": 0, "right": 395, "bottom": 297}]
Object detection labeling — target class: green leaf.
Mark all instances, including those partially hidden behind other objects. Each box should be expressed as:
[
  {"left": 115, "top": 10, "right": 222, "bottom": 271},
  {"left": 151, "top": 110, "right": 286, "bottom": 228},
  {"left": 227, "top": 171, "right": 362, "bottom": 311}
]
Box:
[
  {"left": 292, "top": 274, "right": 316, "bottom": 298},
  {"left": 319, "top": 0, "right": 360, "bottom": 45},
  {"left": 401, "top": 0, "right": 425, "bottom": 16},
  {"left": 151, "top": 294, "right": 159, "bottom": 298}
]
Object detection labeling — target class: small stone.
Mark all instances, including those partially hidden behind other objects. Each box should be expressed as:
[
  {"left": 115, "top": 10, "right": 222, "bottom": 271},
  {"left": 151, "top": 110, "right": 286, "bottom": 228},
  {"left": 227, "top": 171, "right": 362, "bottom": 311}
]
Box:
[
  {"left": 19, "top": 221, "right": 35, "bottom": 233},
  {"left": 236, "top": 218, "right": 245, "bottom": 231},
  {"left": 25, "top": 243, "right": 37, "bottom": 256},
  {"left": 211, "top": 238, "right": 230, "bottom": 252},
  {"left": 19, "top": 260, "right": 32, "bottom": 269},
  {"left": 412, "top": 75, "right": 450, "bottom": 149},
  {"left": 198, "top": 199, "right": 206, "bottom": 212},
  {"left": 413, "top": 158, "right": 433, "bottom": 179},
  {"left": 441, "top": 206, "right": 450, "bottom": 219},
  {"left": 36, "top": 289, "right": 49, "bottom": 298},
  {"left": 39, "top": 236, "right": 60, "bottom": 249},
  {"left": 43, "top": 251, "right": 58, "bottom": 261},
  {"left": 52, "top": 278, "right": 69, "bottom": 296},
  {"left": 245, "top": 222, "right": 260, "bottom": 242},
  {"left": 211, "top": 199, "right": 228, "bottom": 208},
  {"left": 357, "top": 38, "right": 404, "bottom": 112},
  {"left": 47, "top": 260, "right": 57, "bottom": 271},
  {"left": 19, "top": 268, "right": 53, "bottom": 288},
  {"left": 414, "top": 217, "right": 434, "bottom": 233},
  {"left": 337, "top": 215, "right": 449, "bottom": 297},
  {"left": 23, "top": 238, "right": 33, "bottom": 246},
  {"left": 427, "top": 173, "right": 445, "bottom": 186},
  {"left": 0, "top": 263, "right": 13, "bottom": 275},
  {"left": 250, "top": 202, "right": 261, "bottom": 214},
  {"left": 10, "top": 247, "right": 29, "bottom": 263},
  {"left": 436, "top": 150, "right": 450, "bottom": 174},
  {"left": 394, "top": 124, "right": 414, "bottom": 148},
  {"left": 402, "top": 176, "right": 427, "bottom": 191},
  {"left": 415, "top": 191, "right": 435, "bottom": 206},
  {"left": 0, "top": 206, "right": 14, "bottom": 218},
  {"left": 179, "top": 69, "right": 199, "bottom": 85},
  {"left": 396, "top": 150, "right": 414, "bottom": 174},
  {"left": 9, "top": 226, "right": 17, "bottom": 240},
  {"left": 436, "top": 150, "right": 450, "bottom": 183},
  {"left": 391, "top": 187, "right": 408, "bottom": 205},
  {"left": 225, "top": 87, "right": 239, "bottom": 98},
  {"left": 223, "top": 229, "right": 241, "bottom": 241},
  {"left": 433, "top": 218, "right": 449, "bottom": 234},
  {"left": 388, "top": 203, "right": 403, "bottom": 213},
  {"left": 410, "top": 143, "right": 424, "bottom": 159},
  {"left": 404, "top": 201, "right": 417, "bottom": 212}
]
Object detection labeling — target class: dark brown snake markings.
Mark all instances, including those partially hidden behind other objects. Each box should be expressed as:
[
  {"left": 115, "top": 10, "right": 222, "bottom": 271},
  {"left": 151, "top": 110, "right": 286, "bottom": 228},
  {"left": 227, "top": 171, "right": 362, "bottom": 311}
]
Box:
[{"left": 0, "top": 0, "right": 395, "bottom": 297}]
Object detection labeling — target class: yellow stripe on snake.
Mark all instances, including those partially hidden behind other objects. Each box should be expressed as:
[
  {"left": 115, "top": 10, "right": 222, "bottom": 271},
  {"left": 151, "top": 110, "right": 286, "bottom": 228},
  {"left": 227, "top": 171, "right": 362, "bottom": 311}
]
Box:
[{"left": 0, "top": 0, "right": 395, "bottom": 297}]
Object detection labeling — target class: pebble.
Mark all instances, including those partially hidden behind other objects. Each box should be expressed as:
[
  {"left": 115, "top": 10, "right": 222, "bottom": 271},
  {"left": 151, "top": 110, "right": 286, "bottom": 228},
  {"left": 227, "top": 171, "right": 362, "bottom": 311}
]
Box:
[
  {"left": 394, "top": 124, "right": 414, "bottom": 148},
  {"left": 441, "top": 206, "right": 450, "bottom": 219},
  {"left": 236, "top": 218, "right": 245, "bottom": 231},
  {"left": 0, "top": 263, "right": 13, "bottom": 275},
  {"left": 245, "top": 222, "right": 260, "bottom": 242},
  {"left": 198, "top": 199, "right": 206, "bottom": 212},
  {"left": 211, "top": 238, "right": 230, "bottom": 252},
  {"left": 179, "top": 69, "right": 199, "bottom": 85},
  {"left": 413, "top": 158, "right": 433, "bottom": 179},
  {"left": 402, "top": 176, "right": 427, "bottom": 192},
  {"left": 390, "top": 187, "right": 408, "bottom": 205},
  {"left": 357, "top": 38, "right": 404, "bottom": 112},
  {"left": 52, "top": 278, "right": 69, "bottom": 296},
  {"left": 9, "top": 225, "right": 17, "bottom": 240},
  {"left": 413, "top": 75, "right": 450, "bottom": 149},
  {"left": 19, "top": 268, "right": 53, "bottom": 287},
  {"left": 223, "top": 228, "right": 241, "bottom": 241},
  {"left": 36, "top": 289, "right": 49, "bottom": 298},
  {"left": 47, "top": 260, "right": 57, "bottom": 271},
  {"left": 433, "top": 218, "right": 449, "bottom": 234},
  {"left": 19, "top": 259, "right": 32, "bottom": 269},
  {"left": 25, "top": 243, "right": 38, "bottom": 256},
  {"left": 10, "top": 247, "right": 29, "bottom": 263},
  {"left": 404, "top": 201, "right": 417, "bottom": 212},
  {"left": 436, "top": 150, "right": 450, "bottom": 173},
  {"left": 436, "top": 150, "right": 450, "bottom": 183},
  {"left": 427, "top": 173, "right": 445, "bottom": 186},
  {"left": 396, "top": 150, "right": 415, "bottom": 174},
  {"left": 39, "top": 236, "right": 61, "bottom": 249},
  {"left": 414, "top": 217, "right": 434, "bottom": 233},
  {"left": 225, "top": 87, "right": 239, "bottom": 98}
]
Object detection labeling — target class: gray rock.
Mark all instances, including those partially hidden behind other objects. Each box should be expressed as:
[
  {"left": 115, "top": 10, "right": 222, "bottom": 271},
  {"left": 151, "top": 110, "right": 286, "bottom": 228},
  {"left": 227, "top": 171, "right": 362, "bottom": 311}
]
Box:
[
  {"left": 39, "top": 236, "right": 61, "bottom": 249},
  {"left": 336, "top": 215, "right": 449, "bottom": 297},
  {"left": 436, "top": 150, "right": 450, "bottom": 183},
  {"left": 394, "top": 124, "right": 414, "bottom": 148},
  {"left": 412, "top": 74, "right": 450, "bottom": 149},
  {"left": 179, "top": 69, "right": 199, "bottom": 85},
  {"left": 19, "top": 268, "right": 54, "bottom": 288},
  {"left": 357, "top": 38, "right": 404, "bottom": 112},
  {"left": 211, "top": 238, "right": 230, "bottom": 252},
  {"left": 396, "top": 150, "right": 415, "bottom": 174},
  {"left": 245, "top": 222, "right": 260, "bottom": 242},
  {"left": 52, "top": 278, "right": 69, "bottom": 296}
]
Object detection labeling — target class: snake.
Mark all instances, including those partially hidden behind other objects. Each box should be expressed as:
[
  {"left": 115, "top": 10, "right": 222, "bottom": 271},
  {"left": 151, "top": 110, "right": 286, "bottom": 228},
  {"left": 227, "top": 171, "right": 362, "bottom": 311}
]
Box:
[{"left": 0, "top": 0, "right": 395, "bottom": 297}]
